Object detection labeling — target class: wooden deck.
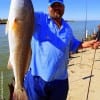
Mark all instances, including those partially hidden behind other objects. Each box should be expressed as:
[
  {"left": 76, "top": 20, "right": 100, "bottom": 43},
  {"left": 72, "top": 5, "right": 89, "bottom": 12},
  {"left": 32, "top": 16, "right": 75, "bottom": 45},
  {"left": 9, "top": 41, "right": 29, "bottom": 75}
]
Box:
[{"left": 67, "top": 47, "right": 100, "bottom": 100}]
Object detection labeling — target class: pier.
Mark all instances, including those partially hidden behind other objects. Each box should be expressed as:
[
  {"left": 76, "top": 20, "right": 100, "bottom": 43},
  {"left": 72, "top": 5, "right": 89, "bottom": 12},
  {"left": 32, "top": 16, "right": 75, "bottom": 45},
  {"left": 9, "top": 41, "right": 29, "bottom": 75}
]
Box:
[{"left": 67, "top": 47, "right": 100, "bottom": 100}]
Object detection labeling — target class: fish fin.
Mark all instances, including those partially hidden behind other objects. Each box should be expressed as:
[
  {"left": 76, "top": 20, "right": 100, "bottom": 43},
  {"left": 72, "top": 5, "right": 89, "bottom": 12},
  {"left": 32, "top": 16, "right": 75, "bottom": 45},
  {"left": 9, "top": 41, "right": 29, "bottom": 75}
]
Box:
[
  {"left": 5, "top": 18, "right": 16, "bottom": 35},
  {"left": 7, "top": 59, "right": 12, "bottom": 69},
  {"left": 12, "top": 18, "right": 22, "bottom": 33},
  {"left": 25, "top": 48, "right": 32, "bottom": 73}
]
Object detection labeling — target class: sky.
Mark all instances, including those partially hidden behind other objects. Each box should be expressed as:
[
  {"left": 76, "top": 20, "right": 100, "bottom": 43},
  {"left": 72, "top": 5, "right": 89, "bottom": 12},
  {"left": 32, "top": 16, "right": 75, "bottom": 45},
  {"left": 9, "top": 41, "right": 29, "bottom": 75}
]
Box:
[{"left": 0, "top": 0, "right": 100, "bottom": 20}]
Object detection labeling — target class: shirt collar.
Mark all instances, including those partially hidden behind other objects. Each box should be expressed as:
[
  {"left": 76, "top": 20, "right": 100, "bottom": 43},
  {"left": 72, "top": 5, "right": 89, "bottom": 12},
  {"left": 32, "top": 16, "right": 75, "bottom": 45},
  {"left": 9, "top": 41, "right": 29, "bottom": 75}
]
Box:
[{"left": 47, "top": 14, "right": 65, "bottom": 25}]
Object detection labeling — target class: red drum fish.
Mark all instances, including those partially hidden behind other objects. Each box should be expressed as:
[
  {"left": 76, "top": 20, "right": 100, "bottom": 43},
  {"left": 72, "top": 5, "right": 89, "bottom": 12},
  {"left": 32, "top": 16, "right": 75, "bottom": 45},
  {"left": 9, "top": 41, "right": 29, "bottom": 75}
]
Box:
[{"left": 6, "top": 0, "right": 34, "bottom": 99}]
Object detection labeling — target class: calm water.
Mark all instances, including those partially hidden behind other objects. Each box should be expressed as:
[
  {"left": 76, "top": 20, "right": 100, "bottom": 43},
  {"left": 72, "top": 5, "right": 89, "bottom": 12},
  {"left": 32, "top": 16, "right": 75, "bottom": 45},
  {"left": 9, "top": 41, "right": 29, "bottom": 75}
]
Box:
[
  {"left": 0, "top": 24, "right": 9, "bottom": 68},
  {"left": 68, "top": 20, "right": 100, "bottom": 40},
  {"left": 0, "top": 20, "right": 100, "bottom": 68}
]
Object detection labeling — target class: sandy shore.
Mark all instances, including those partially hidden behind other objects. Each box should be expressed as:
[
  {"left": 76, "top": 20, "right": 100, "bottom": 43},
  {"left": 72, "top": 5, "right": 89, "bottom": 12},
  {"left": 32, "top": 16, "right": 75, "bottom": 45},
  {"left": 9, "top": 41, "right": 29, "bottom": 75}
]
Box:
[{"left": 67, "top": 47, "right": 100, "bottom": 100}]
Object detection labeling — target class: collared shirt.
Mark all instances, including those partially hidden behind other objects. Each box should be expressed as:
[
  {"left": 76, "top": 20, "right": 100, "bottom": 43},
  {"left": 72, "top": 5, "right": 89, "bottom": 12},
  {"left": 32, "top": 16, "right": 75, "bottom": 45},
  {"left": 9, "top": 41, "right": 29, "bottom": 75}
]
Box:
[{"left": 29, "top": 12, "right": 81, "bottom": 82}]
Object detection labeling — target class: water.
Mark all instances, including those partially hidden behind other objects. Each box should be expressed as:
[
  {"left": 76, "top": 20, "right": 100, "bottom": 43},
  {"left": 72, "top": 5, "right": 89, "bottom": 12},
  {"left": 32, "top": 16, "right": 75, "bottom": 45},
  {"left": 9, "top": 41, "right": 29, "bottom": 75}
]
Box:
[
  {"left": 0, "top": 24, "right": 9, "bottom": 68},
  {"left": 0, "top": 20, "right": 100, "bottom": 99},
  {"left": 68, "top": 20, "right": 100, "bottom": 41},
  {"left": 0, "top": 20, "right": 100, "bottom": 68},
  {"left": 0, "top": 24, "right": 12, "bottom": 100}
]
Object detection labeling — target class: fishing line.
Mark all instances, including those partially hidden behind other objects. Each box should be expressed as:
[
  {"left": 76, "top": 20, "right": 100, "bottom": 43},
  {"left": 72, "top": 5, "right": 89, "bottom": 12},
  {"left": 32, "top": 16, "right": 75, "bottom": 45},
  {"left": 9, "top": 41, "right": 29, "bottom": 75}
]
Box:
[
  {"left": 84, "top": 0, "right": 97, "bottom": 99},
  {"left": 79, "top": 0, "right": 88, "bottom": 66},
  {"left": 80, "top": 0, "right": 97, "bottom": 99},
  {"left": 84, "top": 0, "right": 88, "bottom": 40},
  {"left": 86, "top": 49, "right": 96, "bottom": 100}
]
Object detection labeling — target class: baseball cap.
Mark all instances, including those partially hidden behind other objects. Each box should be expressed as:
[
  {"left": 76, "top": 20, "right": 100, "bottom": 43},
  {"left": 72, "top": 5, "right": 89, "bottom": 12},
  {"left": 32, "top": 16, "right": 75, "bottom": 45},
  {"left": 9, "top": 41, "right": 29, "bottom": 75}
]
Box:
[{"left": 48, "top": 0, "right": 64, "bottom": 6}]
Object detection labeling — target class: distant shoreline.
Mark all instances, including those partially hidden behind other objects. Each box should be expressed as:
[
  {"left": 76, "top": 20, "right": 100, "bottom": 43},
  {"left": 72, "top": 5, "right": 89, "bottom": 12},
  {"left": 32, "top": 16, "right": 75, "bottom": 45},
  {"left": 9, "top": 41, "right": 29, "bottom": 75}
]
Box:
[
  {"left": 0, "top": 19, "right": 100, "bottom": 24},
  {"left": 0, "top": 19, "right": 7, "bottom": 24},
  {"left": 0, "top": 22, "right": 6, "bottom": 24}
]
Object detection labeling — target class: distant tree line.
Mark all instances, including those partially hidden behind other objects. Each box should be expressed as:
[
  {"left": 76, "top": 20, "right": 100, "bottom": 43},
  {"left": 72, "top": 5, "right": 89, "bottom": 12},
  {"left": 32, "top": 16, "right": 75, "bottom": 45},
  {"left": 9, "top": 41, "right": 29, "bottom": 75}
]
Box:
[
  {"left": 0, "top": 19, "right": 74, "bottom": 24},
  {"left": 0, "top": 18, "right": 7, "bottom": 24}
]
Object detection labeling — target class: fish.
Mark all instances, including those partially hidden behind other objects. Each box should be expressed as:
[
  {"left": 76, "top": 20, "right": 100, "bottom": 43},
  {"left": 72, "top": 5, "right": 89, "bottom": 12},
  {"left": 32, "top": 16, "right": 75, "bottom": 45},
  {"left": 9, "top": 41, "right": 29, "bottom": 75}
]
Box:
[{"left": 6, "top": 0, "right": 34, "bottom": 99}]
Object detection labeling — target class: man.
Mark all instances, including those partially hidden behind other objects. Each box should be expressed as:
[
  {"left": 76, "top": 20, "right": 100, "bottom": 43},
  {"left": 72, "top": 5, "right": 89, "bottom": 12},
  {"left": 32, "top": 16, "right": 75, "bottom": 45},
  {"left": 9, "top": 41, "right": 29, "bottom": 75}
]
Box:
[
  {"left": 96, "top": 25, "right": 100, "bottom": 41},
  {"left": 92, "top": 25, "right": 100, "bottom": 49},
  {"left": 23, "top": 0, "right": 98, "bottom": 100}
]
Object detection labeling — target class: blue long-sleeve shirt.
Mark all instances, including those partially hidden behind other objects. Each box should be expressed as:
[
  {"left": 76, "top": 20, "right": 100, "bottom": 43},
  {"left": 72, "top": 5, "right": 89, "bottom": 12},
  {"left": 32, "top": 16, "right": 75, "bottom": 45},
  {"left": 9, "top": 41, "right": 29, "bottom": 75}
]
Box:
[{"left": 29, "top": 12, "right": 81, "bottom": 81}]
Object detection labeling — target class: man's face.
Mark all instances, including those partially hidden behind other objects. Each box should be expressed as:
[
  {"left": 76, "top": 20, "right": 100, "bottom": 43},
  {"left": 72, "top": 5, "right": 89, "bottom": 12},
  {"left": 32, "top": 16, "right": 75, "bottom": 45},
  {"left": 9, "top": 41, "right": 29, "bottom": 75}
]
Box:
[{"left": 48, "top": 2, "right": 64, "bottom": 19}]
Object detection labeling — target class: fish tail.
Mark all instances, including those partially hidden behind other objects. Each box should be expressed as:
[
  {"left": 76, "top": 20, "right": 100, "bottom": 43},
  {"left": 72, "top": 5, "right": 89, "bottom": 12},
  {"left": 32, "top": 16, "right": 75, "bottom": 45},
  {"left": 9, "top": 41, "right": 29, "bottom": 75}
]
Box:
[{"left": 13, "top": 88, "right": 28, "bottom": 100}]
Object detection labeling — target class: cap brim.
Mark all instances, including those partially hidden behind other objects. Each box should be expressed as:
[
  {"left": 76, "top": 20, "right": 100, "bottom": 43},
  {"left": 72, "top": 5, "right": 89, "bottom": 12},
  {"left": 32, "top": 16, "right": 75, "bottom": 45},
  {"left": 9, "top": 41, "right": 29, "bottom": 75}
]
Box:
[{"left": 48, "top": 1, "right": 64, "bottom": 6}]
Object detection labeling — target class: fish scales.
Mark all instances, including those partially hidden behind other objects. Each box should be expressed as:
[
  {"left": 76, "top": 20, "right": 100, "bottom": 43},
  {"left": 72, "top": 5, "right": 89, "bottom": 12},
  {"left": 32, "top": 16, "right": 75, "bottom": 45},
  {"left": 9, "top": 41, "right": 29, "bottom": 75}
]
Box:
[{"left": 6, "top": 0, "right": 34, "bottom": 99}]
